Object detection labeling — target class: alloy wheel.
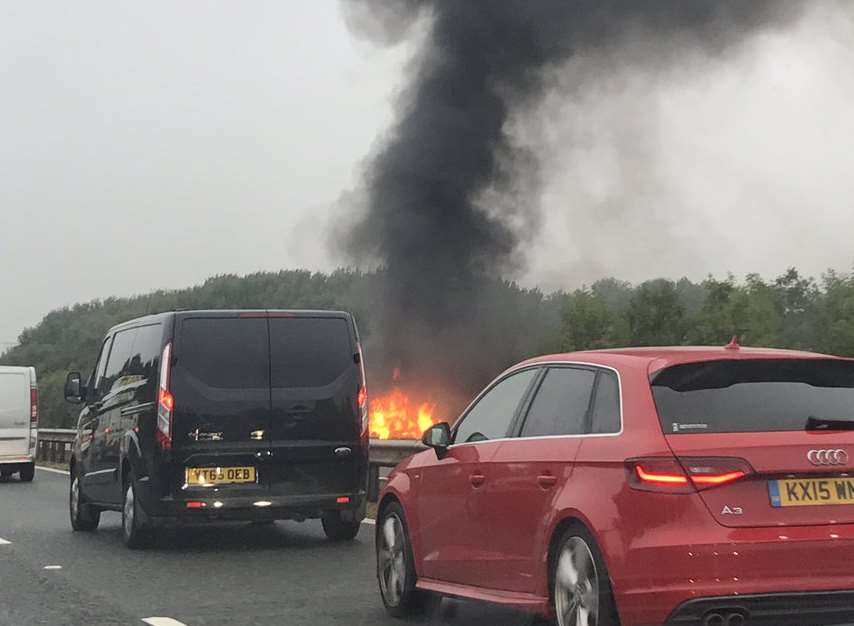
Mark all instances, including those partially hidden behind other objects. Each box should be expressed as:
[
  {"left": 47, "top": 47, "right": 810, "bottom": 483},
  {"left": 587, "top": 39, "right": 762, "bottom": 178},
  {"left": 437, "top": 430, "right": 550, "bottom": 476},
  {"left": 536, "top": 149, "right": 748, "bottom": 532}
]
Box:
[
  {"left": 378, "top": 513, "right": 407, "bottom": 607},
  {"left": 70, "top": 477, "right": 80, "bottom": 520},
  {"left": 555, "top": 536, "right": 600, "bottom": 626},
  {"left": 123, "top": 484, "right": 135, "bottom": 539}
]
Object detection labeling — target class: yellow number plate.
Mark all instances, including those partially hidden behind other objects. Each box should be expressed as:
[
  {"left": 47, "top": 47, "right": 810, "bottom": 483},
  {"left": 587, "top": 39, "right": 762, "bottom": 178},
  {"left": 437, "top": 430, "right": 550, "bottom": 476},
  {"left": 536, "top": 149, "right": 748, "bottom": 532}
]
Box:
[
  {"left": 769, "top": 477, "right": 854, "bottom": 507},
  {"left": 185, "top": 466, "right": 256, "bottom": 486}
]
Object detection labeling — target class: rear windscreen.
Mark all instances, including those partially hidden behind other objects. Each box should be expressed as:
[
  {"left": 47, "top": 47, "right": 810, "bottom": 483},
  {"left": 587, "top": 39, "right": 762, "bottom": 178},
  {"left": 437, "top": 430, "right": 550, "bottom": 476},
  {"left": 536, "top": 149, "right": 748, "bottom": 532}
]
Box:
[
  {"left": 270, "top": 317, "right": 353, "bottom": 388},
  {"left": 177, "top": 318, "right": 269, "bottom": 389},
  {"left": 652, "top": 359, "right": 854, "bottom": 434}
]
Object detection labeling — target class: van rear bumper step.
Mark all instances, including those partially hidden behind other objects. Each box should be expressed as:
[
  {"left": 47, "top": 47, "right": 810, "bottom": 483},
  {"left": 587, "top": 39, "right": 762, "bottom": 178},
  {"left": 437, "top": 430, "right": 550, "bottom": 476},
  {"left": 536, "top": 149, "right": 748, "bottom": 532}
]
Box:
[
  {"left": 148, "top": 492, "right": 367, "bottom": 525},
  {"left": 665, "top": 590, "right": 854, "bottom": 625}
]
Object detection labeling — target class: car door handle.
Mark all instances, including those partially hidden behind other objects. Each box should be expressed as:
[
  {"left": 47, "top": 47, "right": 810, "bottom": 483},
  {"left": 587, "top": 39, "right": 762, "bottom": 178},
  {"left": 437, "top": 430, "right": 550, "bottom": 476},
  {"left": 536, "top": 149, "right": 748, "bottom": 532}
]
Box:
[
  {"left": 537, "top": 474, "right": 558, "bottom": 489},
  {"left": 469, "top": 473, "right": 486, "bottom": 488}
]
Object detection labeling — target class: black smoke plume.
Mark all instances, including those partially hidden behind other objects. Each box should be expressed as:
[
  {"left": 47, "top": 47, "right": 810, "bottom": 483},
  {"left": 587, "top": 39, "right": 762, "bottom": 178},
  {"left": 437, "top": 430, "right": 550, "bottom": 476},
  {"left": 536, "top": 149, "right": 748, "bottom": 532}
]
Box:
[{"left": 340, "top": 1, "right": 804, "bottom": 404}]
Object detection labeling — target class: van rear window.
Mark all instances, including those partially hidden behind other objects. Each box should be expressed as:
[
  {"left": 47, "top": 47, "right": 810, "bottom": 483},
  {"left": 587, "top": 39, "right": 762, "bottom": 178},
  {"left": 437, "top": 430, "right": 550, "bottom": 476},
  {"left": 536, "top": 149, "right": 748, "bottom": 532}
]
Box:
[
  {"left": 177, "top": 318, "right": 269, "bottom": 389},
  {"left": 652, "top": 359, "right": 854, "bottom": 434},
  {"left": 270, "top": 317, "right": 353, "bottom": 388}
]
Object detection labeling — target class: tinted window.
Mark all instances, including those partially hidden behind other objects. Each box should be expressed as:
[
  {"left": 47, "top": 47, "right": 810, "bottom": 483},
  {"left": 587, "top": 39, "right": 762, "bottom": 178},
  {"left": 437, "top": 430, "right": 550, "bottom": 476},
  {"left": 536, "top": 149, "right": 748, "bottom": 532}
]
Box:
[
  {"left": 454, "top": 369, "right": 537, "bottom": 444},
  {"left": 89, "top": 337, "right": 112, "bottom": 399},
  {"left": 652, "top": 359, "right": 854, "bottom": 434},
  {"left": 520, "top": 368, "right": 595, "bottom": 437},
  {"left": 100, "top": 328, "right": 136, "bottom": 395},
  {"left": 176, "top": 318, "right": 268, "bottom": 389},
  {"left": 591, "top": 371, "right": 621, "bottom": 434},
  {"left": 270, "top": 317, "right": 353, "bottom": 388},
  {"left": 126, "top": 324, "right": 162, "bottom": 381}
]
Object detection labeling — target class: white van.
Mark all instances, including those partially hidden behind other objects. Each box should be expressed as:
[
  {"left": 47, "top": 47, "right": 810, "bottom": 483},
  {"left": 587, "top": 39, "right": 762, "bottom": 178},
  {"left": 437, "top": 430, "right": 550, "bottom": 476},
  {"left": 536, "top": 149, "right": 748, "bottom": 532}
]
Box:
[{"left": 0, "top": 366, "right": 38, "bottom": 481}]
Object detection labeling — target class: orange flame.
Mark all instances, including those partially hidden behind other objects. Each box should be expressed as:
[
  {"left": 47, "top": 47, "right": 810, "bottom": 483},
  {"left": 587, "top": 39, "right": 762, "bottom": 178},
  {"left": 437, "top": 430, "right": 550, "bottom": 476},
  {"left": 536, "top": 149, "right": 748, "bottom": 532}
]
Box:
[{"left": 370, "top": 388, "right": 439, "bottom": 440}]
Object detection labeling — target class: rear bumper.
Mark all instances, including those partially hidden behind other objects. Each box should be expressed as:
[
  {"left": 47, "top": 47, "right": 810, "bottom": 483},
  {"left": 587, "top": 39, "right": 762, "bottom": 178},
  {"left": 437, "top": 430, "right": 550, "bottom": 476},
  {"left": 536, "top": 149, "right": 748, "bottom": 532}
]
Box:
[
  {"left": 0, "top": 456, "right": 33, "bottom": 465},
  {"left": 665, "top": 590, "right": 854, "bottom": 625},
  {"left": 612, "top": 520, "right": 854, "bottom": 626},
  {"left": 145, "top": 491, "right": 367, "bottom": 526}
]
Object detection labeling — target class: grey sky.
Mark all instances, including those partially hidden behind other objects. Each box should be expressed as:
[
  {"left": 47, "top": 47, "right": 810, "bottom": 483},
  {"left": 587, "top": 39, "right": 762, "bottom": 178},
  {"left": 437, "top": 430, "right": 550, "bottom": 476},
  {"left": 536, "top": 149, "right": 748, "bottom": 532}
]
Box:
[{"left": 2, "top": 1, "right": 853, "bottom": 345}]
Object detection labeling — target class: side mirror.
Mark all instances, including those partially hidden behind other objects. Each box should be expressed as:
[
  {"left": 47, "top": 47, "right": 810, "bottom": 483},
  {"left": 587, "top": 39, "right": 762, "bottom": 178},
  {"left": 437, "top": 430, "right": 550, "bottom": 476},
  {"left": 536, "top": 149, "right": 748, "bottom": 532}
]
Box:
[
  {"left": 421, "top": 422, "right": 451, "bottom": 457},
  {"left": 64, "top": 372, "right": 84, "bottom": 404}
]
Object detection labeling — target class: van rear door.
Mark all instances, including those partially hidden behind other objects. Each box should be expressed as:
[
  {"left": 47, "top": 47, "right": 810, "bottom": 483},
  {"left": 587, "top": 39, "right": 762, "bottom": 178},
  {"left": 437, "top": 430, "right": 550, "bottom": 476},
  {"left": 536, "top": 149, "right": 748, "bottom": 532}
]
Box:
[
  {"left": 0, "top": 368, "right": 31, "bottom": 459},
  {"left": 170, "top": 314, "right": 270, "bottom": 500},
  {"left": 267, "top": 314, "right": 365, "bottom": 499}
]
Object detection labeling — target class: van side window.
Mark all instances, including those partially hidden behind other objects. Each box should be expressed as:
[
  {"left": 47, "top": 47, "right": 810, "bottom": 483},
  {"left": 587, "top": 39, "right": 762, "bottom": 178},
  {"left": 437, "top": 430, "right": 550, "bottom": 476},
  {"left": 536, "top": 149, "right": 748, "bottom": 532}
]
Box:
[
  {"left": 88, "top": 337, "right": 113, "bottom": 401},
  {"left": 590, "top": 371, "right": 621, "bottom": 434},
  {"left": 519, "top": 367, "right": 595, "bottom": 437},
  {"left": 99, "top": 328, "right": 137, "bottom": 396},
  {"left": 453, "top": 369, "right": 538, "bottom": 444},
  {"left": 126, "top": 324, "right": 162, "bottom": 385}
]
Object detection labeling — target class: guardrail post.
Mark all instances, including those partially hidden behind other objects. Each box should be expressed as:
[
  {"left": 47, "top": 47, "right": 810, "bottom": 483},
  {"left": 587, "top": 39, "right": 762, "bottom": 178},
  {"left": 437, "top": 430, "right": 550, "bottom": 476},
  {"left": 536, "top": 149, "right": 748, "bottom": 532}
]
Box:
[{"left": 368, "top": 465, "right": 380, "bottom": 503}]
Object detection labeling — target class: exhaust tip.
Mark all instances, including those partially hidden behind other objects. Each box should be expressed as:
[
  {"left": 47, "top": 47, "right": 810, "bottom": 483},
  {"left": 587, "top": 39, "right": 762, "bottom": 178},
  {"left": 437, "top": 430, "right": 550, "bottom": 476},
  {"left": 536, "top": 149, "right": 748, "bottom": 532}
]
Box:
[
  {"left": 726, "top": 613, "right": 746, "bottom": 626},
  {"left": 703, "top": 614, "right": 725, "bottom": 626}
]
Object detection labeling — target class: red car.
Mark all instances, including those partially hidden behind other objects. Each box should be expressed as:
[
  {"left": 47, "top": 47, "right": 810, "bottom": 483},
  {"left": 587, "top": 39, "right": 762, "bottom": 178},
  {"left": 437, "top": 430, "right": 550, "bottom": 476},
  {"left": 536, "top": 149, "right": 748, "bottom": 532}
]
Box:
[{"left": 375, "top": 345, "right": 854, "bottom": 626}]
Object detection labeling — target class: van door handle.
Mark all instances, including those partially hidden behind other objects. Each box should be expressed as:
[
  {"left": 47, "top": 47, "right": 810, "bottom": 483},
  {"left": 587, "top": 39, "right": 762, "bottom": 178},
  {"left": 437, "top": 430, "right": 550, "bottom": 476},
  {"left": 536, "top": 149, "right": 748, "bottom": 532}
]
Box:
[
  {"left": 469, "top": 473, "right": 486, "bottom": 488},
  {"left": 537, "top": 474, "right": 558, "bottom": 489}
]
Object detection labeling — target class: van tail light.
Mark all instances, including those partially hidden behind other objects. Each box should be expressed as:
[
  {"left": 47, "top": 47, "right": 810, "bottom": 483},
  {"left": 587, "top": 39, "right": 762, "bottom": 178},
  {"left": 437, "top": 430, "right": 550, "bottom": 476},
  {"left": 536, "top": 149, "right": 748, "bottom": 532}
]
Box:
[
  {"left": 156, "top": 342, "right": 173, "bottom": 451},
  {"left": 30, "top": 386, "right": 39, "bottom": 428},
  {"left": 628, "top": 457, "right": 753, "bottom": 493}
]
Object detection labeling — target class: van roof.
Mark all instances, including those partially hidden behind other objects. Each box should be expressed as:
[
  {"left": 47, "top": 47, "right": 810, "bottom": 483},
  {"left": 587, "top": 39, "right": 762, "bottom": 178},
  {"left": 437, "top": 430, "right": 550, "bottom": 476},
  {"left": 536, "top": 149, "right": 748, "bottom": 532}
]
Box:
[{"left": 107, "top": 309, "right": 353, "bottom": 334}]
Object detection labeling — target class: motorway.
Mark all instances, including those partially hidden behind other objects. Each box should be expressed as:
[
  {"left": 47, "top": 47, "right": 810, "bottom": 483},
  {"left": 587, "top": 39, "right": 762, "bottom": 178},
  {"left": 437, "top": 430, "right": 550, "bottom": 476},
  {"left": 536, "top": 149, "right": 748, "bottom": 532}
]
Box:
[{"left": 0, "top": 468, "right": 540, "bottom": 626}]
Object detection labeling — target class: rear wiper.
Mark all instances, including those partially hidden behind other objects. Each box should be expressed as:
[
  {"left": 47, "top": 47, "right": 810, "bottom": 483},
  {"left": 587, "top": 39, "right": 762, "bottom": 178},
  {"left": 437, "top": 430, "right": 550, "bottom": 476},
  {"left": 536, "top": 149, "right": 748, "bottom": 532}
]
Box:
[{"left": 805, "top": 416, "right": 854, "bottom": 431}]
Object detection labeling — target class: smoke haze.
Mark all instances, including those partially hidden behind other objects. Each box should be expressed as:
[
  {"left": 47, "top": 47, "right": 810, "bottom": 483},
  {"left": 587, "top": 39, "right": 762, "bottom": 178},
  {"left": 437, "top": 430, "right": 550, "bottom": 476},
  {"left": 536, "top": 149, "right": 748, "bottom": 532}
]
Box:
[{"left": 339, "top": 1, "right": 809, "bottom": 393}]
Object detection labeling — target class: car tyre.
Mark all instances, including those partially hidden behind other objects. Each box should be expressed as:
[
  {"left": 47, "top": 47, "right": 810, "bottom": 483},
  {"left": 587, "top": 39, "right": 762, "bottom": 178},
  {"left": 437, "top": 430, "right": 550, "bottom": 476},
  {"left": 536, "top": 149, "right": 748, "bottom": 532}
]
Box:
[
  {"left": 122, "top": 473, "right": 152, "bottom": 549},
  {"left": 19, "top": 462, "right": 35, "bottom": 482},
  {"left": 321, "top": 510, "right": 361, "bottom": 541},
  {"left": 70, "top": 470, "right": 100, "bottom": 532},
  {"left": 377, "top": 502, "right": 426, "bottom": 618},
  {"left": 552, "top": 524, "right": 620, "bottom": 626}
]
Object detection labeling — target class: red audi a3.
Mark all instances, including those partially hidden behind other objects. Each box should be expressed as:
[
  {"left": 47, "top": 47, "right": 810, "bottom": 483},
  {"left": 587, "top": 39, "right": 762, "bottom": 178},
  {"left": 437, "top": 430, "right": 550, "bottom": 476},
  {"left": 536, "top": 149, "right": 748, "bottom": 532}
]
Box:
[{"left": 375, "top": 344, "right": 854, "bottom": 626}]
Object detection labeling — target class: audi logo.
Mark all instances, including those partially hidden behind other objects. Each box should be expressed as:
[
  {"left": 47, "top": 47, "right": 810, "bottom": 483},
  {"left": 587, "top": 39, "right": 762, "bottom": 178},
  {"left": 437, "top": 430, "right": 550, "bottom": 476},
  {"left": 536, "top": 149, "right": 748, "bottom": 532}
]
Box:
[{"left": 807, "top": 449, "right": 850, "bottom": 466}]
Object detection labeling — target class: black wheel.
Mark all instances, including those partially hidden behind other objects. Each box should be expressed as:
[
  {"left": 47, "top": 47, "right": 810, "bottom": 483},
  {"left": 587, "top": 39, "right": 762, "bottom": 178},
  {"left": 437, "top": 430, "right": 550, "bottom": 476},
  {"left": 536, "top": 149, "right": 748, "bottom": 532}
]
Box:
[
  {"left": 321, "top": 510, "right": 360, "bottom": 541},
  {"left": 18, "top": 463, "right": 35, "bottom": 482},
  {"left": 0, "top": 469, "right": 12, "bottom": 479},
  {"left": 70, "top": 470, "right": 100, "bottom": 532},
  {"left": 122, "top": 474, "right": 152, "bottom": 549},
  {"left": 552, "top": 525, "right": 620, "bottom": 626},
  {"left": 376, "top": 502, "right": 425, "bottom": 617}
]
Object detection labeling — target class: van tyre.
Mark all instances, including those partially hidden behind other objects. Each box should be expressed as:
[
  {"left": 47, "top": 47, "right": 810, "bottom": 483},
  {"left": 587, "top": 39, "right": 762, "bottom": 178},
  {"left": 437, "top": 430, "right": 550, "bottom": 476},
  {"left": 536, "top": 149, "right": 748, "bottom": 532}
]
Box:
[
  {"left": 552, "top": 524, "right": 620, "bottom": 626},
  {"left": 122, "top": 474, "right": 152, "bottom": 549},
  {"left": 321, "top": 510, "right": 361, "bottom": 541},
  {"left": 70, "top": 471, "right": 100, "bottom": 531},
  {"left": 377, "top": 502, "right": 426, "bottom": 617},
  {"left": 19, "top": 463, "right": 35, "bottom": 482}
]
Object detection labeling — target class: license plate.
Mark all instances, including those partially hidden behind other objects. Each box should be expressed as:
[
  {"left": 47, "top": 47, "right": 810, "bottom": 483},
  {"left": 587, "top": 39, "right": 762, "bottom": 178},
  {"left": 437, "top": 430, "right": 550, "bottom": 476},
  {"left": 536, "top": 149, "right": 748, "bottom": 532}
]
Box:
[
  {"left": 185, "top": 466, "right": 256, "bottom": 486},
  {"left": 769, "top": 477, "right": 854, "bottom": 507}
]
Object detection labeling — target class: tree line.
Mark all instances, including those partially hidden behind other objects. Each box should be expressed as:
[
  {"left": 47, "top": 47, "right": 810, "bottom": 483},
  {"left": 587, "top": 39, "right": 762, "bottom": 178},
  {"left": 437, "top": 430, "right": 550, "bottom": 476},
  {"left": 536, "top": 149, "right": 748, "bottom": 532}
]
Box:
[{"left": 3, "top": 267, "right": 853, "bottom": 427}]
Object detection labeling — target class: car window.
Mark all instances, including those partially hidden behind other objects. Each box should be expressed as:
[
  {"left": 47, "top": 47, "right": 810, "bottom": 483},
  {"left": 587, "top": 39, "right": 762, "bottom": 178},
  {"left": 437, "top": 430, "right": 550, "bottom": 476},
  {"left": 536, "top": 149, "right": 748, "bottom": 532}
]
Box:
[
  {"left": 269, "top": 317, "right": 353, "bottom": 388},
  {"left": 125, "top": 323, "right": 162, "bottom": 382},
  {"left": 454, "top": 369, "right": 538, "bottom": 444},
  {"left": 175, "top": 317, "right": 269, "bottom": 390},
  {"left": 88, "top": 337, "right": 112, "bottom": 401},
  {"left": 652, "top": 358, "right": 854, "bottom": 434},
  {"left": 591, "top": 371, "right": 621, "bottom": 434},
  {"left": 519, "top": 367, "right": 595, "bottom": 437},
  {"left": 100, "top": 328, "right": 137, "bottom": 395}
]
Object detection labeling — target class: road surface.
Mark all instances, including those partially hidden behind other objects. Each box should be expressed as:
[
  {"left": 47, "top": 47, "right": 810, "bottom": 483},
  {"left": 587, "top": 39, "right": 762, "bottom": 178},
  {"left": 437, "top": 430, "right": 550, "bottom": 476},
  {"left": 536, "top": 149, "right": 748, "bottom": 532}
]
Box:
[{"left": 0, "top": 468, "right": 541, "bottom": 626}]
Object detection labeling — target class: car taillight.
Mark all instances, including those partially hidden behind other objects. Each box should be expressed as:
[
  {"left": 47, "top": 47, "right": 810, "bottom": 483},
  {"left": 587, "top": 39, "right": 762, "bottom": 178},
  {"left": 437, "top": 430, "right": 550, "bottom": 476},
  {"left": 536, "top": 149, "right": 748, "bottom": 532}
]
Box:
[
  {"left": 156, "top": 342, "right": 173, "bottom": 450},
  {"left": 628, "top": 457, "right": 753, "bottom": 493},
  {"left": 30, "top": 386, "right": 39, "bottom": 427}
]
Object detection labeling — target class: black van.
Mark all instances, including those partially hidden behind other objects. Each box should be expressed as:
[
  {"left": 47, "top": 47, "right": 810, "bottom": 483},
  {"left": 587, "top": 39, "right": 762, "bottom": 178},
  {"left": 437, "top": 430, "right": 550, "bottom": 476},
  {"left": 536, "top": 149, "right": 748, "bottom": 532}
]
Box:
[{"left": 64, "top": 310, "right": 369, "bottom": 548}]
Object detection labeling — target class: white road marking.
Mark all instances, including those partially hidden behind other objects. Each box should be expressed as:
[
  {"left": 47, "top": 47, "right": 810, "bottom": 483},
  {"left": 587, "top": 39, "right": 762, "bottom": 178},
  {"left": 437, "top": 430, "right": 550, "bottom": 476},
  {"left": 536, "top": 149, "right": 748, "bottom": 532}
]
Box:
[
  {"left": 0, "top": 538, "right": 11, "bottom": 545},
  {"left": 36, "top": 465, "right": 69, "bottom": 475},
  {"left": 43, "top": 565, "right": 62, "bottom": 570},
  {"left": 142, "top": 618, "right": 190, "bottom": 626}
]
